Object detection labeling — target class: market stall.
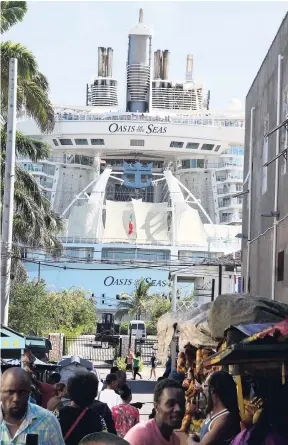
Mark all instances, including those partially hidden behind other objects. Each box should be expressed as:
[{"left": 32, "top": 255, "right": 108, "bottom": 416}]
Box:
[
  {"left": 203, "top": 318, "right": 288, "bottom": 422},
  {"left": 1, "top": 325, "right": 26, "bottom": 363}
]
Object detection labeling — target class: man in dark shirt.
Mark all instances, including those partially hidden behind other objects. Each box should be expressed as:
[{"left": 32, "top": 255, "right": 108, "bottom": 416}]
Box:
[{"left": 90, "top": 400, "right": 117, "bottom": 435}]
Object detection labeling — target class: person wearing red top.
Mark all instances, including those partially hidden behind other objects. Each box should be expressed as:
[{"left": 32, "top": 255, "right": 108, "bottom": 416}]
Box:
[
  {"left": 31, "top": 372, "right": 61, "bottom": 408},
  {"left": 112, "top": 384, "right": 139, "bottom": 438}
]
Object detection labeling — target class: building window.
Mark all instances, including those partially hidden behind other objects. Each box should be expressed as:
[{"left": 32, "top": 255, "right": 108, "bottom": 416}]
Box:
[
  {"left": 277, "top": 250, "right": 284, "bottom": 281},
  {"left": 170, "top": 141, "right": 184, "bottom": 148},
  {"left": 52, "top": 139, "right": 59, "bottom": 146},
  {"left": 130, "top": 140, "right": 145, "bottom": 147},
  {"left": 91, "top": 138, "right": 105, "bottom": 145},
  {"left": 215, "top": 145, "right": 221, "bottom": 152},
  {"left": 59, "top": 138, "right": 73, "bottom": 145},
  {"left": 75, "top": 138, "right": 88, "bottom": 145},
  {"left": 201, "top": 144, "right": 214, "bottom": 151},
  {"left": 186, "top": 142, "right": 199, "bottom": 149}
]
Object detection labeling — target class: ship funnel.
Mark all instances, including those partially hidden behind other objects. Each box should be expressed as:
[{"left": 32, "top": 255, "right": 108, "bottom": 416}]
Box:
[
  {"left": 139, "top": 8, "right": 144, "bottom": 23},
  {"left": 163, "top": 50, "right": 169, "bottom": 80},
  {"left": 186, "top": 54, "right": 193, "bottom": 81}
]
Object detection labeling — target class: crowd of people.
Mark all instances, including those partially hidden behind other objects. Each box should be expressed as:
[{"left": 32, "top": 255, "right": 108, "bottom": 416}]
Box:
[{"left": 1, "top": 354, "right": 288, "bottom": 445}]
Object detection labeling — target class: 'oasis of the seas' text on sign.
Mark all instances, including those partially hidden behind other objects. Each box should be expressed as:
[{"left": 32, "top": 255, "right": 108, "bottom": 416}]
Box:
[{"left": 109, "top": 123, "right": 167, "bottom": 134}]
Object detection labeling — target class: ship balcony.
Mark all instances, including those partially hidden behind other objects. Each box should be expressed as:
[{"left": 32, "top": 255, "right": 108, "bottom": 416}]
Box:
[
  {"left": 217, "top": 185, "right": 243, "bottom": 196},
  {"left": 215, "top": 163, "right": 243, "bottom": 171},
  {"left": 220, "top": 212, "right": 242, "bottom": 224},
  {"left": 35, "top": 177, "right": 54, "bottom": 190},
  {"left": 218, "top": 198, "right": 243, "bottom": 210},
  {"left": 216, "top": 174, "right": 243, "bottom": 184}
]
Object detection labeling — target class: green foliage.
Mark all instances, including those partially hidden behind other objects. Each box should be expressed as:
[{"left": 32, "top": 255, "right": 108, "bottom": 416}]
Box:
[
  {"left": 116, "top": 357, "right": 127, "bottom": 371},
  {"left": 9, "top": 281, "right": 49, "bottom": 336},
  {"left": 1, "top": 1, "right": 27, "bottom": 34},
  {"left": 149, "top": 296, "right": 171, "bottom": 322},
  {"left": 145, "top": 321, "right": 157, "bottom": 336},
  {"left": 116, "top": 278, "right": 153, "bottom": 320},
  {"left": 8, "top": 282, "right": 97, "bottom": 337},
  {"left": 1, "top": 41, "right": 54, "bottom": 132},
  {"left": 139, "top": 360, "right": 144, "bottom": 372},
  {"left": 120, "top": 321, "right": 129, "bottom": 335},
  {"left": 47, "top": 288, "right": 97, "bottom": 337},
  {"left": 0, "top": 3, "right": 62, "bottom": 251}
]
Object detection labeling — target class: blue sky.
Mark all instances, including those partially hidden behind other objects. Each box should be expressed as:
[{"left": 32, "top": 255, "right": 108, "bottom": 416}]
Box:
[{"left": 4, "top": 1, "right": 287, "bottom": 110}]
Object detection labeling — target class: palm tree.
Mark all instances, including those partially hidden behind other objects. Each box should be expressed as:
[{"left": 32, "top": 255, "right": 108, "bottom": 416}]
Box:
[
  {"left": 1, "top": 2, "right": 54, "bottom": 132},
  {"left": 116, "top": 278, "right": 153, "bottom": 320},
  {"left": 1, "top": 2, "right": 62, "bottom": 253},
  {"left": 1, "top": 1, "right": 27, "bottom": 34},
  {"left": 1, "top": 127, "right": 63, "bottom": 251}
]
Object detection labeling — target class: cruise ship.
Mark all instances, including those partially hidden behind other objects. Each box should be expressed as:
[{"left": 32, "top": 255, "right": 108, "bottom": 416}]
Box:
[{"left": 17, "top": 9, "right": 244, "bottom": 309}]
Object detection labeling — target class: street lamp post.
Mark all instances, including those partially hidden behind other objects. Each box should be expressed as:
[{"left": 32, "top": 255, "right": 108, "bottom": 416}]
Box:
[{"left": 1, "top": 58, "right": 18, "bottom": 325}]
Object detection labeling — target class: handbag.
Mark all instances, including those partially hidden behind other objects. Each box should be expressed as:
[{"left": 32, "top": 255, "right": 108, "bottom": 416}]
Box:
[{"left": 64, "top": 407, "right": 88, "bottom": 441}]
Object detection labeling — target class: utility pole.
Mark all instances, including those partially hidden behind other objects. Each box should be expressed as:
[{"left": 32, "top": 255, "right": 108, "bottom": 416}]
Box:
[{"left": 1, "top": 58, "right": 18, "bottom": 325}]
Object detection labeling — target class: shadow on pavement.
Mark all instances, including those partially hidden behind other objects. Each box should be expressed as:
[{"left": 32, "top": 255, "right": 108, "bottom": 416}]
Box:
[{"left": 128, "top": 379, "right": 157, "bottom": 394}]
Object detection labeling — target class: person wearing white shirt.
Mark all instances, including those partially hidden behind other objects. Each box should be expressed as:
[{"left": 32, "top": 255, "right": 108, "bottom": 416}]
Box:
[{"left": 99, "top": 374, "right": 122, "bottom": 410}]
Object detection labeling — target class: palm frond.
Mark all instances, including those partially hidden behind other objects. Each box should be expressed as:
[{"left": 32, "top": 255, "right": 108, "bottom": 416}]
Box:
[
  {"left": 1, "top": 126, "right": 50, "bottom": 160},
  {"left": 1, "top": 42, "right": 55, "bottom": 132},
  {"left": 1, "top": 41, "right": 38, "bottom": 79},
  {"left": 1, "top": 1, "right": 27, "bottom": 34},
  {"left": 32, "top": 71, "right": 50, "bottom": 93},
  {"left": 1, "top": 162, "right": 63, "bottom": 252},
  {"left": 17, "top": 80, "right": 55, "bottom": 132}
]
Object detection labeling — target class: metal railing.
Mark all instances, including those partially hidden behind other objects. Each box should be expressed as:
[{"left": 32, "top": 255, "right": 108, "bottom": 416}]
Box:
[{"left": 51, "top": 112, "right": 245, "bottom": 128}]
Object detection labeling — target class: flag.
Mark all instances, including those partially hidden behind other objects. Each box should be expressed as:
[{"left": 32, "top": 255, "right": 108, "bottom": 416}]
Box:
[{"left": 128, "top": 213, "right": 133, "bottom": 235}]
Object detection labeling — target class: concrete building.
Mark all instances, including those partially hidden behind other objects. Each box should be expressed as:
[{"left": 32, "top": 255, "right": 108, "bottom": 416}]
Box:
[{"left": 242, "top": 13, "right": 288, "bottom": 302}]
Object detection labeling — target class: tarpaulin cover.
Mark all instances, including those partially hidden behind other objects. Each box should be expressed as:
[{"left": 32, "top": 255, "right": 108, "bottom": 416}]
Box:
[
  {"left": 157, "top": 302, "right": 217, "bottom": 363},
  {"left": 232, "top": 323, "right": 272, "bottom": 337},
  {"left": 208, "top": 295, "right": 288, "bottom": 340},
  {"left": 245, "top": 318, "right": 288, "bottom": 343}
]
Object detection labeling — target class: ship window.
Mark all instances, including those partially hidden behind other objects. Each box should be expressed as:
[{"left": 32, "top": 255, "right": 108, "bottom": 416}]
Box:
[
  {"left": 201, "top": 144, "right": 214, "bottom": 151},
  {"left": 215, "top": 145, "right": 221, "bottom": 152},
  {"left": 182, "top": 160, "right": 190, "bottom": 169},
  {"left": 178, "top": 251, "right": 216, "bottom": 261},
  {"left": 91, "top": 139, "right": 104, "bottom": 145},
  {"left": 53, "top": 139, "right": 59, "bottom": 146},
  {"left": 170, "top": 141, "right": 184, "bottom": 148},
  {"left": 75, "top": 138, "right": 88, "bottom": 145},
  {"left": 102, "top": 248, "right": 169, "bottom": 261},
  {"left": 59, "top": 138, "right": 73, "bottom": 145},
  {"left": 130, "top": 140, "right": 145, "bottom": 147},
  {"left": 186, "top": 142, "right": 199, "bottom": 149}
]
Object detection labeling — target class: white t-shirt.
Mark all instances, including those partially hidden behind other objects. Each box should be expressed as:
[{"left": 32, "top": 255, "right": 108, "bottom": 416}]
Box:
[{"left": 99, "top": 388, "right": 122, "bottom": 410}]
